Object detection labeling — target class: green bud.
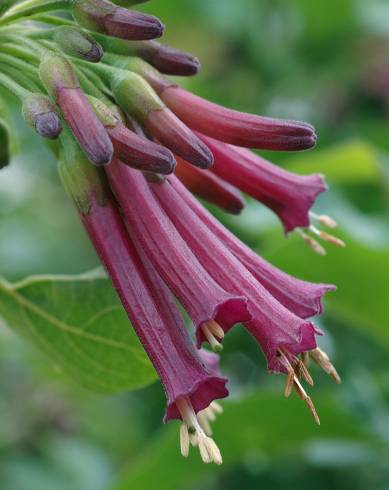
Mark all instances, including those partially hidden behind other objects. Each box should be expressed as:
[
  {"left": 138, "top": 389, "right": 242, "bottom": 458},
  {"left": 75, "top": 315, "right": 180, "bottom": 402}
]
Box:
[
  {"left": 59, "top": 129, "right": 108, "bottom": 214},
  {"left": 53, "top": 27, "right": 103, "bottom": 62},
  {"left": 111, "top": 71, "right": 164, "bottom": 122},
  {"left": 39, "top": 52, "right": 79, "bottom": 98},
  {"left": 87, "top": 95, "right": 119, "bottom": 127}
]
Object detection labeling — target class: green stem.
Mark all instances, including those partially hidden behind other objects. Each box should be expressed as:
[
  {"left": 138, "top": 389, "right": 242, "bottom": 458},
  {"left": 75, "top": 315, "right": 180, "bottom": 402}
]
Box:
[
  {"left": 0, "top": 72, "right": 30, "bottom": 99},
  {"left": 31, "top": 13, "right": 74, "bottom": 26},
  {"left": 0, "top": 0, "right": 69, "bottom": 27}
]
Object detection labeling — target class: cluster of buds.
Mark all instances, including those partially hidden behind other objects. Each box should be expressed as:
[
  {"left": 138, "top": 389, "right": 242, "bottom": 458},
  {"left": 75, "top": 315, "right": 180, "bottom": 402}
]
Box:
[{"left": 0, "top": 0, "right": 344, "bottom": 465}]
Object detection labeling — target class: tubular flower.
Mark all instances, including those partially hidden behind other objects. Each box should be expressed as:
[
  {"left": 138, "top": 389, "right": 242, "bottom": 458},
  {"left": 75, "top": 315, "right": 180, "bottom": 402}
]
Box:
[
  {"left": 199, "top": 136, "right": 327, "bottom": 233},
  {"left": 175, "top": 155, "right": 245, "bottom": 214},
  {"left": 150, "top": 177, "right": 319, "bottom": 362},
  {"left": 59, "top": 135, "right": 227, "bottom": 463},
  {"left": 106, "top": 159, "right": 251, "bottom": 346},
  {"left": 0, "top": 0, "right": 344, "bottom": 465}
]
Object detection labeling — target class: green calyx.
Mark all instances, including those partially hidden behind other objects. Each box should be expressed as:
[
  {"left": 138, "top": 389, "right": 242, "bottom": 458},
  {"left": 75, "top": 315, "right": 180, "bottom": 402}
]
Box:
[
  {"left": 39, "top": 52, "right": 79, "bottom": 98},
  {"left": 111, "top": 70, "right": 164, "bottom": 122},
  {"left": 87, "top": 95, "right": 120, "bottom": 127},
  {"left": 71, "top": 0, "right": 116, "bottom": 33},
  {"left": 59, "top": 128, "right": 108, "bottom": 214}
]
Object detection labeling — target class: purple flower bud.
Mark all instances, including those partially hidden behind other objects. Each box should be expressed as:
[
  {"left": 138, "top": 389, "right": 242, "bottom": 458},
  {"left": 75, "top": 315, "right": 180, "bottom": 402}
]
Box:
[
  {"left": 39, "top": 53, "right": 113, "bottom": 165},
  {"left": 22, "top": 93, "right": 62, "bottom": 140},
  {"left": 106, "top": 159, "right": 251, "bottom": 346},
  {"left": 72, "top": 0, "right": 164, "bottom": 40},
  {"left": 200, "top": 136, "right": 327, "bottom": 233},
  {"left": 150, "top": 176, "right": 321, "bottom": 370},
  {"left": 172, "top": 177, "right": 335, "bottom": 320},
  {"left": 108, "top": 123, "right": 176, "bottom": 174},
  {"left": 160, "top": 86, "right": 317, "bottom": 151},
  {"left": 88, "top": 95, "right": 176, "bottom": 173},
  {"left": 137, "top": 41, "right": 201, "bottom": 76},
  {"left": 175, "top": 155, "right": 245, "bottom": 214}
]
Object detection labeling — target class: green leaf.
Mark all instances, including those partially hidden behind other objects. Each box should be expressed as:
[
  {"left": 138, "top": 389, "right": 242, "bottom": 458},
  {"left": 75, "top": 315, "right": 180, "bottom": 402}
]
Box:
[
  {"left": 112, "top": 391, "right": 370, "bottom": 490},
  {"left": 285, "top": 141, "right": 381, "bottom": 184},
  {"left": 0, "top": 269, "right": 157, "bottom": 393}
]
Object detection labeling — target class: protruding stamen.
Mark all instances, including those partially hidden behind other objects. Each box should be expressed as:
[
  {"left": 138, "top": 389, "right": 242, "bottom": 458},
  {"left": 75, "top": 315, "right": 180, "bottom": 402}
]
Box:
[
  {"left": 310, "top": 225, "right": 346, "bottom": 248},
  {"left": 284, "top": 369, "right": 294, "bottom": 398},
  {"left": 293, "top": 376, "right": 321, "bottom": 425},
  {"left": 202, "top": 323, "right": 224, "bottom": 352},
  {"left": 210, "top": 401, "right": 223, "bottom": 415},
  {"left": 278, "top": 348, "right": 320, "bottom": 424},
  {"left": 180, "top": 423, "right": 190, "bottom": 457},
  {"left": 197, "top": 411, "right": 213, "bottom": 435},
  {"left": 206, "top": 320, "right": 225, "bottom": 339},
  {"left": 309, "top": 347, "right": 341, "bottom": 384},
  {"left": 297, "top": 360, "right": 314, "bottom": 386},
  {"left": 309, "top": 211, "right": 338, "bottom": 229},
  {"left": 176, "top": 397, "right": 223, "bottom": 465},
  {"left": 296, "top": 229, "right": 326, "bottom": 256}
]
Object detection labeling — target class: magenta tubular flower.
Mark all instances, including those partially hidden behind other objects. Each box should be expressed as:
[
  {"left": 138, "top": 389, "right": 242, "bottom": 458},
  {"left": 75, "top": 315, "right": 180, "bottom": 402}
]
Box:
[
  {"left": 175, "top": 155, "right": 245, "bottom": 214},
  {"left": 172, "top": 176, "right": 335, "bottom": 319},
  {"left": 72, "top": 0, "right": 164, "bottom": 40},
  {"left": 39, "top": 53, "right": 113, "bottom": 165},
  {"left": 106, "top": 159, "right": 251, "bottom": 346},
  {"left": 199, "top": 135, "right": 327, "bottom": 233},
  {"left": 197, "top": 349, "right": 223, "bottom": 377},
  {"left": 150, "top": 177, "right": 319, "bottom": 372},
  {"left": 58, "top": 140, "right": 228, "bottom": 414},
  {"left": 159, "top": 86, "right": 317, "bottom": 151}
]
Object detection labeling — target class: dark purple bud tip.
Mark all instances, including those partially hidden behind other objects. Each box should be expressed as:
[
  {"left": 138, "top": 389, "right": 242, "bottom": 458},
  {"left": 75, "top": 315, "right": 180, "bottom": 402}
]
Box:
[
  {"left": 22, "top": 93, "right": 62, "bottom": 140},
  {"left": 85, "top": 43, "right": 104, "bottom": 62},
  {"left": 104, "top": 9, "right": 164, "bottom": 40},
  {"left": 35, "top": 112, "right": 63, "bottom": 140},
  {"left": 107, "top": 123, "right": 176, "bottom": 174},
  {"left": 140, "top": 43, "right": 201, "bottom": 76},
  {"left": 146, "top": 107, "right": 214, "bottom": 169}
]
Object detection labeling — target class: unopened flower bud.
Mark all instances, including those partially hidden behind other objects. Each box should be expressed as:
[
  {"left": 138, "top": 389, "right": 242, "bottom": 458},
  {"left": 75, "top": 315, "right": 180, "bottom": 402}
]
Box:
[
  {"left": 111, "top": 71, "right": 213, "bottom": 168},
  {"left": 39, "top": 53, "right": 113, "bottom": 165},
  {"left": 88, "top": 96, "right": 176, "bottom": 174},
  {"left": 22, "top": 93, "right": 62, "bottom": 140},
  {"left": 137, "top": 41, "right": 201, "bottom": 76},
  {"left": 53, "top": 26, "right": 103, "bottom": 62},
  {"left": 71, "top": 0, "right": 164, "bottom": 40}
]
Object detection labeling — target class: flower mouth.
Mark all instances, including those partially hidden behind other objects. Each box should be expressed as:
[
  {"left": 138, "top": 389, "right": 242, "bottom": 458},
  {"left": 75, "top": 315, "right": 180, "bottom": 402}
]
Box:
[{"left": 164, "top": 375, "right": 228, "bottom": 422}]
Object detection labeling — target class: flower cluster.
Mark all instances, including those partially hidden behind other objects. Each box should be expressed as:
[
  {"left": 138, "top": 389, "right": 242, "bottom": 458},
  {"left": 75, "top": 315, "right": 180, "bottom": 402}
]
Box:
[{"left": 0, "top": 0, "right": 344, "bottom": 465}]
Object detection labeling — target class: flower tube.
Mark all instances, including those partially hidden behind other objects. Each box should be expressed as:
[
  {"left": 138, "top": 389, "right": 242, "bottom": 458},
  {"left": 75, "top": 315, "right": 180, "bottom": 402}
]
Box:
[
  {"left": 172, "top": 176, "right": 335, "bottom": 320},
  {"left": 59, "top": 134, "right": 227, "bottom": 464},
  {"left": 106, "top": 159, "right": 251, "bottom": 346},
  {"left": 200, "top": 135, "right": 327, "bottom": 233}
]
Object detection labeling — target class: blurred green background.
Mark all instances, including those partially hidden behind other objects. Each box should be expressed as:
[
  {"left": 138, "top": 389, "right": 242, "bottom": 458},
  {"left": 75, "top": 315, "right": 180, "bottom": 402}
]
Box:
[{"left": 1, "top": 0, "right": 389, "bottom": 489}]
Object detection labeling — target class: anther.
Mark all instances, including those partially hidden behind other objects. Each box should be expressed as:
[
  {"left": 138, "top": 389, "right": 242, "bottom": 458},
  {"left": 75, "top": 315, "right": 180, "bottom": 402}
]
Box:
[
  {"left": 202, "top": 323, "right": 224, "bottom": 352},
  {"left": 309, "top": 347, "right": 341, "bottom": 384}
]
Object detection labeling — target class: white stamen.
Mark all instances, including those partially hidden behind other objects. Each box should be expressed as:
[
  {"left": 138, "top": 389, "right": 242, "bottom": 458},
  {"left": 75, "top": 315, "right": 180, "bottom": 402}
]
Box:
[
  {"left": 176, "top": 397, "right": 223, "bottom": 465},
  {"left": 206, "top": 320, "right": 225, "bottom": 339},
  {"left": 296, "top": 229, "right": 327, "bottom": 256},
  {"left": 210, "top": 401, "right": 223, "bottom": 415},
  {"left": 309, "top": 225, "right": 346, "bottom": 248},
  {"left": 180, "top": 423, "right": 190, "bottom": 457},
  {"left": 197, "top": 411, "right": 213, "bottom": 435},
  {"left": 309, "top": 211, "right": 338, "bottom": 229},
  {"left": 202, "top": 323, "right": 223, "bottom": 352}
]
